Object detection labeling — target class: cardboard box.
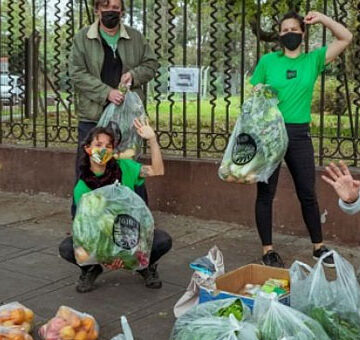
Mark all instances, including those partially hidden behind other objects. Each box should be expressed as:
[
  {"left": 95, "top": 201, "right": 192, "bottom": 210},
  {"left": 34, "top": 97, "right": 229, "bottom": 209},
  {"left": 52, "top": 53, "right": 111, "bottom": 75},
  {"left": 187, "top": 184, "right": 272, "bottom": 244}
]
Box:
[{"left": 199, "top": 264, "right": 290, "bottom": 311}]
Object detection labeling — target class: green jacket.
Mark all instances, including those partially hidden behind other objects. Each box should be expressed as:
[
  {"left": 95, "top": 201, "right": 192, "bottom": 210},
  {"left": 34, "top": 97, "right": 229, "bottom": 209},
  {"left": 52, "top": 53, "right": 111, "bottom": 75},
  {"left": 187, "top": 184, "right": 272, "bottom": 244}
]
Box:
[{"left": 70, "top": 19, "right": 159, "bottom": 122}]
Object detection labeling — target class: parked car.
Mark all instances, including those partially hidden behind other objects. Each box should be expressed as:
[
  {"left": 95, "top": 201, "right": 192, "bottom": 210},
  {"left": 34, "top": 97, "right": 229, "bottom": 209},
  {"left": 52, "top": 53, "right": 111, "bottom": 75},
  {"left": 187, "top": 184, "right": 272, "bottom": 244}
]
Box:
[{"left": 0, "top": 73, "right": 24, "bottom": 105}]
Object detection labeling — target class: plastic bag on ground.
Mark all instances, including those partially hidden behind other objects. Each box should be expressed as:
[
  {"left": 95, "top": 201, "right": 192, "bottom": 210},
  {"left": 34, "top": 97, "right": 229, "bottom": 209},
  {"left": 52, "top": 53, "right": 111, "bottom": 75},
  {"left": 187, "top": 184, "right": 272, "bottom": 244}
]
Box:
[
  {"left": 290, "top": 250, "right": 360, "bottom": 339},
  {"left": 0, "top": 325, "right": 33, "bottom": 340},
  {"left": 170, "top": 298, "right": 259, "bottom": 340},
  {"left": 0, "top": 302, "right": 34, "bottom": 333},
  {"left": 253, "top": 293, "right": 330, "bottom": 340},
  {"left": 97, "top": 91, "right": 145, "bottom": 159},
  {"left": 110, "top": 316, "right": 134, "bottom": 340},
  {"left": 218, "top": 85, "right": 288, "bottom": 184},
  {"left": 73, "top": 181, "right": 154, "bottom": 270},
  {"left": 38, "top": 306, "right": 99, "bottom": 340},
  {"left": 173, "top": 246, "right": 225, "bottom": 318}
]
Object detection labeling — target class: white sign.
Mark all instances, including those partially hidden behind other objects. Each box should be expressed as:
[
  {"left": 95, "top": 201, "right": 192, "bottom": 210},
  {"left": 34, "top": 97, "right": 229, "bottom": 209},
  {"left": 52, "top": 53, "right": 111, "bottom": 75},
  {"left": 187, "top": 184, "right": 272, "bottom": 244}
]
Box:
[{"left": 169, "top": 67, "right": 200, "bottom": 93}]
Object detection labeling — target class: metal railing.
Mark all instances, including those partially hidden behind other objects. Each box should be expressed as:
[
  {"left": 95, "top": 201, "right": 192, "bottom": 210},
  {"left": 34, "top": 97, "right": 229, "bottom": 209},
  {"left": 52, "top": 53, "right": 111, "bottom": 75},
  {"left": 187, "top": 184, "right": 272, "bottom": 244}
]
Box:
[{"left": 0, "top": 0, "right": 359, "bottom": 165}]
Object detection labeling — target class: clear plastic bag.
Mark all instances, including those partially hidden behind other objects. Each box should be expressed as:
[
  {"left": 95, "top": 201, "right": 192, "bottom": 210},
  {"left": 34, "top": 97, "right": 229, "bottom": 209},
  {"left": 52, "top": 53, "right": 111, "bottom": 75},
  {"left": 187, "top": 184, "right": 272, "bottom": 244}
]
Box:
[
  {"left": 38, "top": 306, "right": 99, "bottom": 340},
  {"left": 253, "top": 294, "right": 330, "bottom": 340},
  {"left": 290, "top": 251, "right": 360, "bottom": 339},
  {"left": 97, "top": 91, "right": 145, "bottom": 159},
  {"left": 0, "top": 325, "right": 33, "bottom": 340},
  {"left": 218, "top": 85, "right": 288, "bottom": 184},
  {"left": 73, "top": 181, "right": 154, "bottom": 270},
  {"left": 0, "top": 302, "right": 34, "bottom": 333},
  {"left": 110, "top": 316, "right": 134, "bottom": 340},
  {"left": 170, "top": 298, "right": 259, "bottom": 340}
]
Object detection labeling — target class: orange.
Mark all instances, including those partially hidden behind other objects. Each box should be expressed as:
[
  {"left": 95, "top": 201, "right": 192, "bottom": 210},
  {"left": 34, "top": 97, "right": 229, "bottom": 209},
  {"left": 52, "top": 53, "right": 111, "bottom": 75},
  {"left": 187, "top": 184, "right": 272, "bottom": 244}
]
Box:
[
  {"left": 70, "top": 315, "right": 81, "bottom": 330},
  {"left": 10, "top": 310, "right": 25, "bottom": 325},
  {"left": 7, "top": 333, "right": 25, "bottom": 340},
  {"left": 57, "top": 307, "right": 72, "bottom": 322},
  {"left": 74, "top": 331, "right": 87, "bottom": 340},
  {"left": 80, "top": 317, "right": 95, "bottom": 332},
  {"left": 60, "top": 326, "right": 76, "bottom": 340},
  {"left": 21, "top": 322, "right": 31, "bottom": 333},
  {"left": 2, "top": 321, "right": 14, "bottom": 327},
  {"left": 87, "top": 330, "right": 98, "bottom": 340},
  {"left": 24, "top": 309, "right": 33, "bottom": 323},
  {"left": 74, "top": 247, "right": 90, "bottom": 264}
]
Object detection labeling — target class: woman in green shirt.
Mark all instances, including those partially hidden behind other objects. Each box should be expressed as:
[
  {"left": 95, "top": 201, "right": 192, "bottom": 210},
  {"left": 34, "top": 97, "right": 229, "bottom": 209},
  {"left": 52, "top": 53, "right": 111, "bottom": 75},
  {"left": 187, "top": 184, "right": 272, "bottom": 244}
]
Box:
[
  {"left": 59, "top": 119, "right": 172, "bottom": 292},
  {"left": 250, "top": 10, "right": 352, "bottom": 268}
]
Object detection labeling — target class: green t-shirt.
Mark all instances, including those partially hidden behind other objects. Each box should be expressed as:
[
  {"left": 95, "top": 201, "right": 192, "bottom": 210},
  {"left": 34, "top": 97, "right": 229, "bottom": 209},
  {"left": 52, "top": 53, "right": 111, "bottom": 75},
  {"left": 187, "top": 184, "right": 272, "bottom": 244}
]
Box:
[
  {"left": 99, "top": 28, "right": 120, "bottom": 54},
  {"left": 73, "top": 159, "right": 144, "bottom": 206},
  {"left": 250, "top": 47, "right": 328, "bottom": 123}
]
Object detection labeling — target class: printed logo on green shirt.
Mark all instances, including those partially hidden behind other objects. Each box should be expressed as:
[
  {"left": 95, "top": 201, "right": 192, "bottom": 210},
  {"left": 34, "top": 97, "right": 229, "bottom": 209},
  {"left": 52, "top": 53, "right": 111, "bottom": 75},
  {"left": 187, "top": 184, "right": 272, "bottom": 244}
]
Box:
[{"left": 286, "top": 70, "right": 297, "bottom": 79}]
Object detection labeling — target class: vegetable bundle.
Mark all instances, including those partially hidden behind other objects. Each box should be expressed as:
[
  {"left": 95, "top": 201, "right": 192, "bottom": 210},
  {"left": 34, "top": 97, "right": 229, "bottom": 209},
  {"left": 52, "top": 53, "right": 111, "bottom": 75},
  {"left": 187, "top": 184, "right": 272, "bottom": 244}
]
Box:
[
  {"left": 73, "top": 182, "right": 154, "bottom": 270},
  {"left": 170, "top": 298, "right": 259, "bottom": 340},
  {"left": 219, "top": 85, "right": 288, "bottom": 184}
]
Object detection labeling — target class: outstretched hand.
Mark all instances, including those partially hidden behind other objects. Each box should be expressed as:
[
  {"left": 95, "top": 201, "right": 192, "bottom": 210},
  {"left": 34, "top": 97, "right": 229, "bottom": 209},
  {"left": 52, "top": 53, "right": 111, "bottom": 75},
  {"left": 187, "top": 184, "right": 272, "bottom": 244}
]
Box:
[
  {"left": 134, "top": 117, "right": 156, "bottom": 141},
  {"left": 322, "top": 161, "right": 360, "bottom": 203}
]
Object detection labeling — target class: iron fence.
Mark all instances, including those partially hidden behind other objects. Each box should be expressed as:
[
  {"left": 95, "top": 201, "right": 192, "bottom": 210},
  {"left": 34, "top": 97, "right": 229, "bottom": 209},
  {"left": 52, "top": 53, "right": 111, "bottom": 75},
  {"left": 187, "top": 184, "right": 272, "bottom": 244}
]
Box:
[{"left": 0, "top": 0, "right": 359, "bottom": 165}]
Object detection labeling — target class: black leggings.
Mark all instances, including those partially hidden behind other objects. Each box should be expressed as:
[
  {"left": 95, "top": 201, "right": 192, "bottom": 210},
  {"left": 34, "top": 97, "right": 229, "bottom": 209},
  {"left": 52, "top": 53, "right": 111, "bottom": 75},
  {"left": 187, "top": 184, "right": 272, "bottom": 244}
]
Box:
[
  {"left": 59, "top": 229, "right": 172, "bottom": 273},
  {"left": 255, "top": 123, "right": 323, "bottom": 246}
]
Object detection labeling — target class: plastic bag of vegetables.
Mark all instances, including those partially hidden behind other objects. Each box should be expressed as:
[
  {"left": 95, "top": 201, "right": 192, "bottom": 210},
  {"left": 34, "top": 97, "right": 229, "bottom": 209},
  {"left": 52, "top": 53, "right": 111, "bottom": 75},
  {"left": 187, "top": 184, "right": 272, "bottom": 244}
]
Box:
[
  {"left": 0, "top": 326, "right": 33, "bottom": 340},
  {"left": 38, "top": 306, "right": 99, "bottom": 340},
  {"left": 253, "top": 293, "right": 330, "bottom": 340},
  {"left": 97, "top": 91, "right": 145, "bottom": 160},
  {"left": 0, "top": 302, "right": 34, "bottom": 333},
  {"left": 290, "top": 251, "right": 360, "bottom": 340},
  {"left": 218, "top": 85, "right": 288, "bottom": 184},
  {"left": 73, "top": 181, "right": 154, "bottom": 270},
  {"left": 170, "top": 298, "right": 259, "bottom": 340}
]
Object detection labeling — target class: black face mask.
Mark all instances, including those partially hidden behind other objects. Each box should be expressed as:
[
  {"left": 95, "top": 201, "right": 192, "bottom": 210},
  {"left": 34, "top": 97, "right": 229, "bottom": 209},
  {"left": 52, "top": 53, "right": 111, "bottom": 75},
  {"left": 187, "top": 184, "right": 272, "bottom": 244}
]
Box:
[
  {"left": 101, "top": 11, "right": 121, "bottom": 29},
  {"left": 279, "top": 32, "right": 302, "bottom": 51}
]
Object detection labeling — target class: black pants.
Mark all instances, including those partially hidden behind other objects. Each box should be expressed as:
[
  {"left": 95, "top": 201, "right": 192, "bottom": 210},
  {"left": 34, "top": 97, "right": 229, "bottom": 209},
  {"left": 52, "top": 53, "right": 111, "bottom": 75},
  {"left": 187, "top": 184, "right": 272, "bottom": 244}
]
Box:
[
  {"left": 59, "top": 229, "right": 172, "bottom": 273},
  {"left": 255, "top": 123, "right": 323, "bottom": 246},
  {"left": 71, "top": 122, "right": 148, "bottom": 218}
]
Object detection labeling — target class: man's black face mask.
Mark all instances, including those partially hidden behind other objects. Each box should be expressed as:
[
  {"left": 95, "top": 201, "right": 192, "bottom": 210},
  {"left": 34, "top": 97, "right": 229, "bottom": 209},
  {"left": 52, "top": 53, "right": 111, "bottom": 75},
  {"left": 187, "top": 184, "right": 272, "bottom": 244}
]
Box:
[{"left": 101, "top": 11, "right": 121, "bottom": 29}]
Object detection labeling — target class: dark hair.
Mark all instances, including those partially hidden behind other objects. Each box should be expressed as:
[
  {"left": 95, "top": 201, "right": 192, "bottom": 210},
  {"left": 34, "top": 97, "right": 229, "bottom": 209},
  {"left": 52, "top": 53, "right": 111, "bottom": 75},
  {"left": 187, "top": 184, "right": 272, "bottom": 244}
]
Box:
[
  {"left": 279, "top": 10, "right": 305, "bottom": 32},
  {"left": 95, "top": 0, "right": 125, "bottom": 11},
  {"left": 78, "top": 126, "right": 122, "bottom": 190}
]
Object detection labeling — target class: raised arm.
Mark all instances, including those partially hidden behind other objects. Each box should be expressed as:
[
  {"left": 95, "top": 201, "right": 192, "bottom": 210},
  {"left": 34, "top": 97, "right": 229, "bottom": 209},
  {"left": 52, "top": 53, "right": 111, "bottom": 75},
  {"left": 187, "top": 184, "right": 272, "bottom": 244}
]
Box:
[
  {"left": 304, "top": 11, "right": 353, "bottom": 64},
  {"left": 133, "top": 118, "right": 164, "bottom": 177}
]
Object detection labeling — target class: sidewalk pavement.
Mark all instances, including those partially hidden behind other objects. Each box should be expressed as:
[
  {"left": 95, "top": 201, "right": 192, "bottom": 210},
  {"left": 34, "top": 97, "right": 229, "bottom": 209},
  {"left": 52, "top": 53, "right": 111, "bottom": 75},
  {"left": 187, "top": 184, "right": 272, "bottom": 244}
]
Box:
[{"left": 0, "top": 191, "right": 359, "bottom": 340}]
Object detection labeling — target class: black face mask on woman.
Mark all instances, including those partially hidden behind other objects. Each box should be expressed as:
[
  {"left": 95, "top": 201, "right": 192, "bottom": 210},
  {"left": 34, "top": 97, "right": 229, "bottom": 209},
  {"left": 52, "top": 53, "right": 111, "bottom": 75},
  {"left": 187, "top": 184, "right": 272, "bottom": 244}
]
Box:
[
  {"left": 101, "top": 11, "right": 121, "bottom": 29},
  {"left": 279, "top": 32, "right": 303, "bottom": 51}
]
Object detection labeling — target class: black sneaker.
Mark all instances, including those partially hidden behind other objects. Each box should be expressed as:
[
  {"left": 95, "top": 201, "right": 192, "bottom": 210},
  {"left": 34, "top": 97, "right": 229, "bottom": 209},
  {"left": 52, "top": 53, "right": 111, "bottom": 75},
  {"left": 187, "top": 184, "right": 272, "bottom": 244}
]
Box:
[
  {"left": 313, "top": 246, "right": 335, "bottom": 268},
  {"left": 138, "top": 264, "right": 162, "bottom": 289},
  {"left": 76, "top": 265, "right": 103, "bottom": 293},
  {"left": 262, "top": 250, "right": 285, "bottom": 268}
]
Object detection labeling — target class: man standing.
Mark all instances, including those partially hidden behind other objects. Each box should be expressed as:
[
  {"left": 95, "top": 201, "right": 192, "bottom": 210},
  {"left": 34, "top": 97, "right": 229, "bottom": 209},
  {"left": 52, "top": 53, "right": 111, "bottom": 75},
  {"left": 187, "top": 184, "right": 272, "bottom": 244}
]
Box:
[{"left": 70, "top": 0, "right": 158, "bottom": 213}]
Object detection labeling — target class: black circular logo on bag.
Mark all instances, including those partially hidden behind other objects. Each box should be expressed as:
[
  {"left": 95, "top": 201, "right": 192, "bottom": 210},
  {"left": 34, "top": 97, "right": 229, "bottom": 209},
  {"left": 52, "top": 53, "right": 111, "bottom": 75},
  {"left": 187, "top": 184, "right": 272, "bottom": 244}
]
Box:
[
  {"left": 232, "top": 133, "right": 257, "bottom": 165},
  {"left": 113, "top": 214, "right": 140, "bottom": 250}
]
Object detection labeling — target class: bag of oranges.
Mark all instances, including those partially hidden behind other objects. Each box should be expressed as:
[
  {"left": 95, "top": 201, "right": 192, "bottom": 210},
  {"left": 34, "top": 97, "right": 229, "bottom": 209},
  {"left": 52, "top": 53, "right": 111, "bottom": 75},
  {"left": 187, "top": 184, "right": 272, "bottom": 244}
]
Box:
[
  {"left": 0, "top": 302, "right": 34, "bottom": 333},
  {"left": 38, "top": 306, "right": 99, "bottom": 340},
  {"left": 0, "top": 326, "right": 33, "bottom": 340}
]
